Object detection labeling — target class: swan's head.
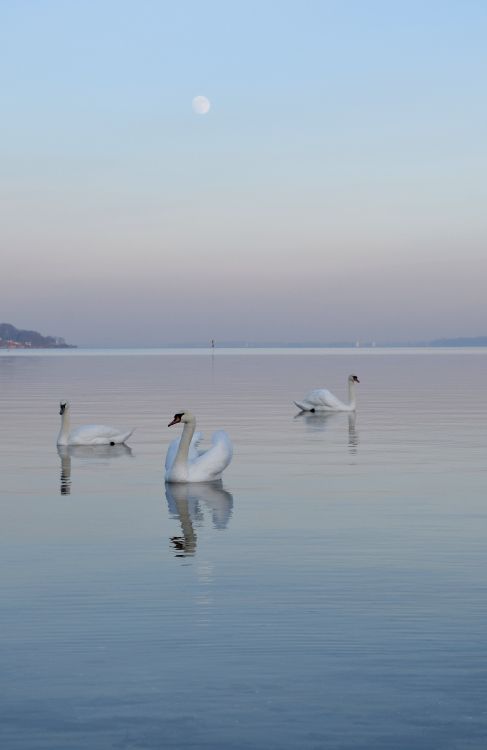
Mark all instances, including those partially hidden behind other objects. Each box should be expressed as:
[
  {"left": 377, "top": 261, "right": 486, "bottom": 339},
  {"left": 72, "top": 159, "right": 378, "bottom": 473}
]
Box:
[
  {"left": 168, "top": 411, "right": 195, "bottom": 427},
  {"left": 348, "top": 374, "right": 360, "bottom": 384},
  {"left": 59, "top": 400, "right": 70, "bottom": 415}
]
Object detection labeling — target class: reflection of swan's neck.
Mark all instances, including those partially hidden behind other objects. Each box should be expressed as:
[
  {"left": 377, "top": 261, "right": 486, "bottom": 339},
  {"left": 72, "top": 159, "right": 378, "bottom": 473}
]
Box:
[
  {"left": 58, "top": 446, "right": 72, "bottom": 495},
  {"left": 174, "top": 418, "right": 196, "bottom": 472},
  {"left": 172, "top": 487, "right": 197, "bottom": 554},
  {"left": 348, "top": 413, "right": 358, "bottom": 451},
  {"left": 348, "top": 380, "right": 357, "bottom": 410},
  {"left": 57, "top": 412, "right": 70, "bottom": 446}
]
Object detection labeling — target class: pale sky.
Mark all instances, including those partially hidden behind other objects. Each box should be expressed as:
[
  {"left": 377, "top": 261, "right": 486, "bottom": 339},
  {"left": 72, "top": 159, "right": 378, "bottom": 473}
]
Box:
[{"left": 1, "top": 1, "right": 486, "bottom": 346}]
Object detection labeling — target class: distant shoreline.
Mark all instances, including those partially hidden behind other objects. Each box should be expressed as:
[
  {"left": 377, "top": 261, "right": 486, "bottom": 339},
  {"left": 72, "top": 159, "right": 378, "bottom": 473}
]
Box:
[
  {"left": 2, "top": 345, "right": 487, "bottom": 357},
  {"left": 2, "top": 321, "right": 486, "bottom": 351},
  {"left": 1, "top": 343, "right": 486, "bottom": 350},
  {"left": 60, "top": 337, "right": 487, "bottom": 349},
  {"left": 0, "top": 343, "right": 76, "bottom": 350},
  {"left": 0, "top": 322, "right": 76, "bottom": 350}
]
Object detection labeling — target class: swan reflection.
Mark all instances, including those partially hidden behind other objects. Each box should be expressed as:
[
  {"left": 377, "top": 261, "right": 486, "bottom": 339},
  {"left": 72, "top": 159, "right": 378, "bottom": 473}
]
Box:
[
  {"left": 57, "top": 444, "right": 133, "bottom": 495},
  {"left": 347, "top": 413, "right": 359, "bottom": 453},
  {"left": 165, "top": 482, "right": 234, "bottom": 557},
  {"left": 294, "top": 410, "right": 359, "bottom": 453},
  {"left": 294, "top": 410, "right": 340, "bottom": 431}
]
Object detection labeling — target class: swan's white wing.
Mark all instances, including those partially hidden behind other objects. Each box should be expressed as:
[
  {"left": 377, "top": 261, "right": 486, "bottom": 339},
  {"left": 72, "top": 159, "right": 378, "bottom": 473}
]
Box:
[
  {"left": 68, "top": 424, "right": 134, "bottom": 445},
  {"left": 302, "top": 389, "right": 345, "bottom": 410},
  {"left": 188, "top": 431, "right": 233, "bottom": 482},
  {"left": 165, "top": 431, "right": 204, "bottom": 471},
  {"left": 191, "top": 431, "right": 204, "bottom": 455}
]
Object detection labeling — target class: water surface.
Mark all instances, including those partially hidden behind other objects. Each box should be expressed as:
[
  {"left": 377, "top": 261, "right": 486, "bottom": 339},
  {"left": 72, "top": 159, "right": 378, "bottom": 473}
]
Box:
[{"left": 1, "top": 349, "right": 486, "bottom": 749}]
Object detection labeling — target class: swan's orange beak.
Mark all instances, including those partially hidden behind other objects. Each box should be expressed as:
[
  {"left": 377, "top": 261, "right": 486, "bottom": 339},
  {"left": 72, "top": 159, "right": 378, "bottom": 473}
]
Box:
[{"left": 168, "top": 415, "right": 182, "bottom": 427}]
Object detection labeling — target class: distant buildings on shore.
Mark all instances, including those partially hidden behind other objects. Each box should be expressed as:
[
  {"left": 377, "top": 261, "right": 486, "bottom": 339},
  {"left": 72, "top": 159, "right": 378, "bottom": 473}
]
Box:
[
  {"left": 0, "top": 338, "right": 32, "bottom": 349},
  {"left": 0, "top": 323, "right": 75, "bottom": 349}
]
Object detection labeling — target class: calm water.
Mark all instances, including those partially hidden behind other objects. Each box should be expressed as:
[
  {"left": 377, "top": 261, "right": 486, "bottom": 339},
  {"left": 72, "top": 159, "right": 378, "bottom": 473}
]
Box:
[{"left": 1, "top": 348, "right": 487, "bottom": 750}]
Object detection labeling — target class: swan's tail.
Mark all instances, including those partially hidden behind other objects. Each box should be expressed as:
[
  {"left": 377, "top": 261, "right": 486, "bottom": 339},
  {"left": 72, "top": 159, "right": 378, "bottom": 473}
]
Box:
[
  {"left": 293, "top": 400, "right": 310, "bottom": 412},
  {"left": 116, "top": 428, "right": 135, "bottom": 444}
]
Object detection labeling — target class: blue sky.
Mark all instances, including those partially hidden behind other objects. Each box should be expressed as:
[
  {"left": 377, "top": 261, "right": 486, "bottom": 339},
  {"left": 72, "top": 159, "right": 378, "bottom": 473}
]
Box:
[{"left": 1, "top": 1, "right": 486, "bottom": 345}]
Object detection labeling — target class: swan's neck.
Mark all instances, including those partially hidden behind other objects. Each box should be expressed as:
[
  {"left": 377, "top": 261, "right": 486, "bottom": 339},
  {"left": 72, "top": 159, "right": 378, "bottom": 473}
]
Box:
[
  {"left": 348, "top": 380, "right": 357, "bottom": 409},
  {"left": 173, "top": 419, "right": 196, "bottom": 470},
  {"left": 57, "top": 411, "right": 71, "bottom": 445}
]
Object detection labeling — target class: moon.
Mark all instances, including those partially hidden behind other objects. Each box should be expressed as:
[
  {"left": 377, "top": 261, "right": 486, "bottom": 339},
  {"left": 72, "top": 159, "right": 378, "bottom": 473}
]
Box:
[{"left": 192, "top": 95, "right": 211, "bottom": 115}]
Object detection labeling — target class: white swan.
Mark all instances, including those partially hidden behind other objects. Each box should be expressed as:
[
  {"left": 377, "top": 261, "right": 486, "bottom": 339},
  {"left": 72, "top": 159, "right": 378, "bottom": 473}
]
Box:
[
  {"left": 294, "top": 374, "right": 360, "bottom": 412},
  {"left": 165, "top": 411, "right": 233, "bottom": 483},
  {"left": 57, "top": 400, "right": 134, "bottom": 446}
]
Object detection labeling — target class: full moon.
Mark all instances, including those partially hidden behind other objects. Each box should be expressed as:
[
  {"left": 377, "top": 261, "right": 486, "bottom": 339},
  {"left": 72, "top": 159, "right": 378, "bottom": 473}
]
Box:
[{"left": 192, "top": 95, "right": 211, "bottom": 115}]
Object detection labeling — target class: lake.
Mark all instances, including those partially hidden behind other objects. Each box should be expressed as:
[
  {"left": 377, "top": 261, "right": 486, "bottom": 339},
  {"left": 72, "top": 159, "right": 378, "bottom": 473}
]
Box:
[{"left": 1, "top": 348, "right": 486, "bottom": 749}]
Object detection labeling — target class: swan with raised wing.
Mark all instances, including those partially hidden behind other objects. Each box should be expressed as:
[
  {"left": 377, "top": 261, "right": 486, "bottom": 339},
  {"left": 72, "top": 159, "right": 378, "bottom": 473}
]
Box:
[
  {"left": 294, "top": 374, "right": 360, "bottom": 412},
  {"left": 57, "top": 400, "right": 134, "bottom": 446},
  {"left": 165, "top": 411, "right": 233, "bottom": 483}
]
